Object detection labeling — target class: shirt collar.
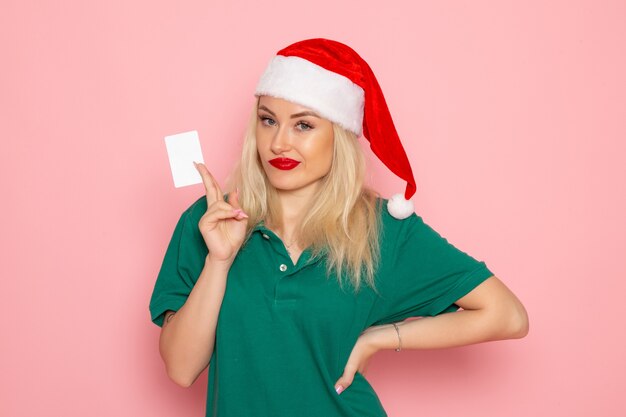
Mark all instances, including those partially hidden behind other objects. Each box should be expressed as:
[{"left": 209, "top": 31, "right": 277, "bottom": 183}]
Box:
[{"left": 250, "top": 221, "right": 324, "bottom": 270}]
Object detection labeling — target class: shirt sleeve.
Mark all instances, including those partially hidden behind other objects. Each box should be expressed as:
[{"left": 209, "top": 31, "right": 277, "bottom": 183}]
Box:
[
  {"left": 369, "top": 212, "right": 495, "bottom": 326},
  {"left": 148, "top": 197, "right": 208, "bottom": 327}
]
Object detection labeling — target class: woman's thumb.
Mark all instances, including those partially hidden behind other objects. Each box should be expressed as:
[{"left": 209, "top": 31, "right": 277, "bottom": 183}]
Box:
[{"left": 334, "top": 373, "right": 354, "bottom": 395}]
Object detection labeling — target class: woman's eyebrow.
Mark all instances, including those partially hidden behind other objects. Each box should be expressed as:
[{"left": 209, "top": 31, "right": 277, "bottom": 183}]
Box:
[{"left": 258, "top": 105, "right": 321, "bottom": 119}]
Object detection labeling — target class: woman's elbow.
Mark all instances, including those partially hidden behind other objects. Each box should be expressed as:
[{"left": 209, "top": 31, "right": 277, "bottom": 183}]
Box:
[
  {"left": 160, "top": 345, "right": 197, "bottom": 388},
  {"left": 166, "top": 365, "right": 196, "bottom": 388},
  {"left": 504, "top": 301, "right": 529, "bottom": 339}
]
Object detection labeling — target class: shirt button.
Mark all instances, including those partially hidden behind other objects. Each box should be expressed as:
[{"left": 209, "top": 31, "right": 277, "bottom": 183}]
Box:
[
  {"left": 262, "top": 233, "right": 270, "bottom": 240},
  {"left": 279, "top": 264, "right": 287, "bottom": 272}
]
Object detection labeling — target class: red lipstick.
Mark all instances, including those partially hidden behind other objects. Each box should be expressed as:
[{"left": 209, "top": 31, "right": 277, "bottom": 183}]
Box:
[{"left": 269, "top": 157, "right": 301, "bottom": 170}]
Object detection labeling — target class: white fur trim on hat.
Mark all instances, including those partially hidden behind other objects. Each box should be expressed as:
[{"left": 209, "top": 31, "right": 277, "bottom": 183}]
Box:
[
  {"left": 254, "top": 55, "right": 365, "bottom": 136},
  {"left": 387, "top": 193, "right": 415, "bottom": 219}
]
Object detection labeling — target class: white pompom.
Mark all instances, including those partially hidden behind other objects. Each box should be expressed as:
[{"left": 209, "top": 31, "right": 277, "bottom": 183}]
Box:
[{"left": 387, "top": 193, "right": 415, "bottom": 219}]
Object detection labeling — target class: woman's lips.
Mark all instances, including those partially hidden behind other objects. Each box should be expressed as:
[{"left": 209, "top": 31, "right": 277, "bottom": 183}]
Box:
[{"left": 269, "top": 157, "right": 301, "bottom": 170}]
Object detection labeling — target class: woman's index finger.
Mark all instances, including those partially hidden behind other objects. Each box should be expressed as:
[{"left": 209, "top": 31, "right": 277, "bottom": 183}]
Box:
[
  {"left": 194, "top": 162, "right": 220, "bottom": 204},
  {"left": 207, "top": 169, "right": 225, "bottom": 202}
]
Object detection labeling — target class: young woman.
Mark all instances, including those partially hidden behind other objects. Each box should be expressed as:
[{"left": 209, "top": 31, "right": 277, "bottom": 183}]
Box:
[{"left": 149, "top": 38, "right": 529, "bottom": 417}]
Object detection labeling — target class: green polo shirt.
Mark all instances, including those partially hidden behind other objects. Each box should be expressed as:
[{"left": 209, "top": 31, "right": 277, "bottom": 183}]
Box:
[{"left": 149, "top": 195, "right": 494, "bottom": 416}]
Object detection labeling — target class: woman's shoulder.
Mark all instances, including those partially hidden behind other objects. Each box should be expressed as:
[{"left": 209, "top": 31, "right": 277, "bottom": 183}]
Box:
[{"left": 375, "top": 196, "right": 420, "bottom": 230}]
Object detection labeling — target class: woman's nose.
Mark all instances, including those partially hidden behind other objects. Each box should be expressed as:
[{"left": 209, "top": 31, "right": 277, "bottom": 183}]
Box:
[{"left": 270, "top": 127, "right": 292, "bottom": 154}]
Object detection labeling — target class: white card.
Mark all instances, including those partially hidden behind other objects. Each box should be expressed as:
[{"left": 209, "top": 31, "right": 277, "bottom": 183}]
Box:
[{"left": 164, "top": 130, "right": 204, "bottom": 188}]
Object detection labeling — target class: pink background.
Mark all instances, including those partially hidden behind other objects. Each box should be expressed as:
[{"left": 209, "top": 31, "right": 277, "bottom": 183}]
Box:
[{"left": 2, "top": 1, "right": 625, "bottom": 416}]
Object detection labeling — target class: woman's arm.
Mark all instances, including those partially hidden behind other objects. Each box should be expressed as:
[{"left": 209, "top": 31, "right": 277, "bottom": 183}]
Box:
[
  {"left": 335, "top": 276, "right": 528, "bottom": 394},
  {"left": 158, "top": 257, "right": 230, "bottom": 388},
  {"left": 158, "top": 162, "right": 247, "bottom": 388},
  {"left": 368, "top": 275, "right": 529, "bottom": 351},
  {"left": 334, "top": 276, "right": 527, "bottom": 393}
]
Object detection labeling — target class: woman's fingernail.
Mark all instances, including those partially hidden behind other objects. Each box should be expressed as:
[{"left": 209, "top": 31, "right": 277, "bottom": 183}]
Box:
[{"left": 335, "top": 385, "right": 344, "bottom": 395}]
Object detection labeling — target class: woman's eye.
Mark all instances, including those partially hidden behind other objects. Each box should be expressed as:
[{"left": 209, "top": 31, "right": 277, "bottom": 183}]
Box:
[
  {"left": 297, "top": 121, "right": 313, "bottom": 131},
  {"left": 259, "top": 115, "right": 276, "bottom": 126}
]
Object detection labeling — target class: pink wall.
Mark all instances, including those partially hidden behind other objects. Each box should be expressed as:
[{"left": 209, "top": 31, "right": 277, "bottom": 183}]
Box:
[{"left": 2, "top": 1, "right": 625, "bottom": 416}]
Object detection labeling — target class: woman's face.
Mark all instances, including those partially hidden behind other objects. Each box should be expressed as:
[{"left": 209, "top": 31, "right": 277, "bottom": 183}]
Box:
[{"left": 256, "top": 95, "right": 334, "bottom": 195}]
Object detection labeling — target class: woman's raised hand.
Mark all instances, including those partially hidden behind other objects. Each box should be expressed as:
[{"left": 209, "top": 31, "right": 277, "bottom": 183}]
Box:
[{"left": 194, "top": 162, "right": 248, "bottom": 266}]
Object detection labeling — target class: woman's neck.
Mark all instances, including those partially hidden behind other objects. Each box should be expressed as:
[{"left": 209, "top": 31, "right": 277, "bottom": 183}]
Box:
[{"left": 271, "top": 183, "right": 320, "bottom": 241}]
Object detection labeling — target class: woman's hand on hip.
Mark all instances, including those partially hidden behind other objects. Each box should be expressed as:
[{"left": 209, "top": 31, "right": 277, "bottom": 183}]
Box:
[
  {"left": 333, "top": 329, "right": 382, "bottom": 395},
  {"left": 194, "top": 162, "right": 248, "bottom": 266}
]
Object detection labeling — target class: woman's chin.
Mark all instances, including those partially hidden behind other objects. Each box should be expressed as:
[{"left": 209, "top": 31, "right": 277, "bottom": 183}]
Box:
[{"left": 266, "top": 177, "right": 322, "bottom": 194}]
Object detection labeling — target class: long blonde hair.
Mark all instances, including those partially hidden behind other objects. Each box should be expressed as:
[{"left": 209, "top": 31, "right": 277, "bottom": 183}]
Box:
[{"left": 226, "top": 98, "right": 382, "bottom": 294}]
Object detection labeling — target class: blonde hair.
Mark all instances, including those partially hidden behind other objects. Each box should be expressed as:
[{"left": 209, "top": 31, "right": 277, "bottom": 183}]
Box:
[{"left": 226, "top": 98, "right": 382, "bottom": 294}]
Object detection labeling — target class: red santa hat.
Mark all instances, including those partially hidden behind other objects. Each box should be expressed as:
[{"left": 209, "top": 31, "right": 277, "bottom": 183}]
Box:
[{"left": 254, "top": 38, "right": 416, "bottom": 219}]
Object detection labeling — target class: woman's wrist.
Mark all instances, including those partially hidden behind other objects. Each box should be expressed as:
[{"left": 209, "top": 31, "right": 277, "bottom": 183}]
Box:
[
  {"left": 365, "top": 322, "right": 405, "bottom": 352},
  {"left": 204, "top": 255, "right": 233, "bottom": 274}
]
